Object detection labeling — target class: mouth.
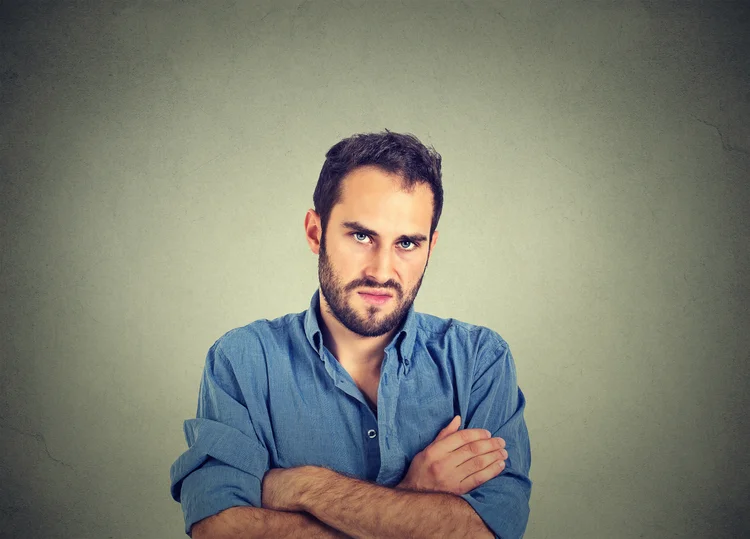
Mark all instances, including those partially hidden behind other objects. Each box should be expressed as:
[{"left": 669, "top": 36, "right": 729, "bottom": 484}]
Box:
[
  {"left": 358, "top": 289, "right": 393, "bottom": 297},
  {"left": 357, "top": 291, "right": 393, "bottom": 305}
]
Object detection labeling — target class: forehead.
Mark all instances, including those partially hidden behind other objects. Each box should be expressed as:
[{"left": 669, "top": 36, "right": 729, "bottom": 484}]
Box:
[{"left": 332, "top": 166, "right": 433, "bottom": 232}]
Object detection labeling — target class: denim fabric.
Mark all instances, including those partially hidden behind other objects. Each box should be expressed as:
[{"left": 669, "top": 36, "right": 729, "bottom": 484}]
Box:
[{"left": 170, "top": 289, "right": 532, "bottom": 538}]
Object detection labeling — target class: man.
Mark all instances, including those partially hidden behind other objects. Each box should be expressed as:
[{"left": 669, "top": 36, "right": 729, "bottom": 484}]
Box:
[{"left": 169, "top": 131, "right": 532, "bottom": 538}]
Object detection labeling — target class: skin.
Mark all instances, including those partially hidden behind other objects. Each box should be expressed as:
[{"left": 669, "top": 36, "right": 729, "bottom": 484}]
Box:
[{"left": 191, "top": 165, "right": 508, "bottom": 538}]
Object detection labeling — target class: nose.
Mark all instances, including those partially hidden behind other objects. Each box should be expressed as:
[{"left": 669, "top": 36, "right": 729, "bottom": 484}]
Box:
[{"left": 365, "top": 245, "right": 396, "bottom": 286}]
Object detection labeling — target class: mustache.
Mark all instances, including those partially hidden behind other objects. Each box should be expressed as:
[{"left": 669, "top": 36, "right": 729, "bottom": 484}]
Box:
[{"left": 347, "top": 282, "right": 400, "bottom": 294}]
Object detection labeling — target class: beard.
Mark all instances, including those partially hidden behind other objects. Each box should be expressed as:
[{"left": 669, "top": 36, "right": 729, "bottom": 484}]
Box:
[{"left": 317, "top": 239, "right": 427, "bottom": 338}]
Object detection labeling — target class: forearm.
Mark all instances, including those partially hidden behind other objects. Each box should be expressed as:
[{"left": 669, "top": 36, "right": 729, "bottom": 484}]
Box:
[
  {"left": 298, "top": 467, "right": 493, "bottom": 539},
  {"left": 191, "top": 505, "right": 351, "bottom": 539}
]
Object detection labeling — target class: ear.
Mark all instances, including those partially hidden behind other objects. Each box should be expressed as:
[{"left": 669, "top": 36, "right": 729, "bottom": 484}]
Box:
[
  {"left": 304, "top": 209, "right": 323, "bottom": 255},
  {"left": 428, "top": 230, "right": 439, "bottom": 258}
]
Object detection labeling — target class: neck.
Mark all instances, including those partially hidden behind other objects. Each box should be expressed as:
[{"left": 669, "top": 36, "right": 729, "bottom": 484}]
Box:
[{"left": 317, "top": 290, "right": 397, "bottom": 373}]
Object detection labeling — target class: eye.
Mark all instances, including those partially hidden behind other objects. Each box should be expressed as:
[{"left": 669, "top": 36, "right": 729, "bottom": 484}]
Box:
[
  {"left": 399, "top": 240, "right": 418, "bottom": 251},
  {"left": 353, "top": 232, "right": 370, "bottom": 243}
]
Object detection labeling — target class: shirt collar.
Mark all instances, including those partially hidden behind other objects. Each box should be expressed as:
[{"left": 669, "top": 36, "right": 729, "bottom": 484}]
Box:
[{"left": 303, "top": 288, "right": 417, "bottom": 366}]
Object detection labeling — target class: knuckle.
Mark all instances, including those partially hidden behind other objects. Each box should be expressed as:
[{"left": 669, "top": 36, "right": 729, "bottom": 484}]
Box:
[
  {"left": 472, "top": 474, "right": 484, "bottom": 490},
  {"left": 427, "top": 459, "right": 443, "bottom": 476},
  {"left": 460, "top": 430, "right": 473, "bottom": 443}
]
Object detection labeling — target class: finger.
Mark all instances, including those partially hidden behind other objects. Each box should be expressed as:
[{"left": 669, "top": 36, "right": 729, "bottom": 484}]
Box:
[
  {"left": 435, "top": 415, "right": 461, "bottom": 442},
  {"left": 459, "top": 457, "right": 506, "bottom": 493},
  {"left": 430, "top": 427, "right": 492, "bottom": 455},
  {"left": 455, "top": 449, "right": 507, "bottom": 478},
  {"left": 443, "top": 437, "right": 506, "bottom": 469}
]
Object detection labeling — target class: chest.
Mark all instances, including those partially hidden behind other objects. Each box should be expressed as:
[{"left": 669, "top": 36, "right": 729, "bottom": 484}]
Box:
[
  {"left": 264, "top": 354, "right": 461, "bottom": 486},
  {"left": 350, "top": 371, "right": 380, "bottom": 412}
]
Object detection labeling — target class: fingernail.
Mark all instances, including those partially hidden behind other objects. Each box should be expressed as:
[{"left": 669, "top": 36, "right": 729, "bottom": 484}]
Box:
[{"left": 484, "top": 430, "right": 492, "bottom": 438}]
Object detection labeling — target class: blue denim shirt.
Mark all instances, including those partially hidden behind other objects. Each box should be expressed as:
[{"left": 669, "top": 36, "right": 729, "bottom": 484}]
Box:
[{"left": 170, "top": 289, "right": 532, "bottom": 538}]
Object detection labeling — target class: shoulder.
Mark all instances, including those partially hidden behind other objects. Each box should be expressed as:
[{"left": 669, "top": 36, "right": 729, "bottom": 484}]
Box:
[
  {"left": 415, "top": 311, "right": 509, "bottom": 353},
  {"left": 413, "top": 311, "right": 515, "bottom": 382},
  {"left": 210, "top": 311, "right": 304, "bottom": 366}
]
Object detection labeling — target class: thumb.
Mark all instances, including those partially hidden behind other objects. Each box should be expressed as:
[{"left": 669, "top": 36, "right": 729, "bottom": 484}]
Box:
[{"left": 435, "top": 415, "right": 461, "bottom": 441}]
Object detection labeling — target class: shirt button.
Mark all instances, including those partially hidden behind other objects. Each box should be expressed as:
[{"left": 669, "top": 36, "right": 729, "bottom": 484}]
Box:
[{"left": 367, "top": 429, "right": 377, "bottom": 439}]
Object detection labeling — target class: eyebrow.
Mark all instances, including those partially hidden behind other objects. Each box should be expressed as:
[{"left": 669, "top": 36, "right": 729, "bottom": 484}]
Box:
[{"left": 341, "top": 221, "right": 428, "bottom": 244}]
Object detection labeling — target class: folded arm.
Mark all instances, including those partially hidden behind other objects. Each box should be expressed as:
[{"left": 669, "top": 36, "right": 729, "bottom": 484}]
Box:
[
  {"left": 262, "top": 466, "right": 494, "bottom": 539},
  {"left": 191, "top": 505, "right": 349, "bottom": 539},
  {"left": 171, "top": 329, "right": 529, "bottom": 538}
]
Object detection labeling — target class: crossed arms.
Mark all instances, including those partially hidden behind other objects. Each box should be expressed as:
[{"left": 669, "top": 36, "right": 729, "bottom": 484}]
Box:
[
  {"left": 173, "top": 335, "right": 531, "bottom": 538},
  {"left": 191, "top": 416, "right": 506, "bottom": 539}
]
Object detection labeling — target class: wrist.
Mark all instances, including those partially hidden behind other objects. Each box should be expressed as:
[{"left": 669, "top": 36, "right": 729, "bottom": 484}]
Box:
[{"left": 293, "top": 465, "right": 324, "bottom": 512}]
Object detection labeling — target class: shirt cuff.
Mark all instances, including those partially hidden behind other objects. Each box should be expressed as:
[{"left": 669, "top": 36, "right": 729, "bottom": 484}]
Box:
[
  {"left": 460, "top": 489, "right": 530, "bottom": 539},
  {"left": 179, "top": 461, "right": 262, "bottom": 536}
]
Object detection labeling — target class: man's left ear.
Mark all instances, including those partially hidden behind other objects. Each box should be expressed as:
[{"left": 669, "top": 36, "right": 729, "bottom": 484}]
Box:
[{"left": 429, "top": 230, "right": 439, "bottom": 252}]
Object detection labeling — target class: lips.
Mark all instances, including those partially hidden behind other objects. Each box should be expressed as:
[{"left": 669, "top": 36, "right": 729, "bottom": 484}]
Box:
[
  {"left": 358, "top": 291, "right": 393, "bottom": 305},
  {"left": 358, "top": 290, "right": 392, "bottom": 297}
]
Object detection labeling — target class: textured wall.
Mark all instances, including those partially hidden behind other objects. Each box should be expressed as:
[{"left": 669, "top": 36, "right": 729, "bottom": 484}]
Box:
[{"left": 1, "top": 1, "right": 748, "bottom": 538}]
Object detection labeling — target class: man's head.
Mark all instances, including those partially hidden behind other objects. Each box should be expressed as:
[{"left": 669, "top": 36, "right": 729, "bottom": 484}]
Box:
[{"left": 304, "top": 130, "right": 443, "bottom": 338}]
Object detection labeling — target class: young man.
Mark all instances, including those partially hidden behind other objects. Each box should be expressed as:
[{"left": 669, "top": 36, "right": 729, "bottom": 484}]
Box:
[{"left": 169, "top": 131, "right": 532, "bottom": 538}]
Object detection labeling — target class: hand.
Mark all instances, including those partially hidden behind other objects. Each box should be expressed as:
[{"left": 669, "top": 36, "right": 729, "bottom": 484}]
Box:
[{"left": 396, "top": 415, "right": 507, "bottom": 495}]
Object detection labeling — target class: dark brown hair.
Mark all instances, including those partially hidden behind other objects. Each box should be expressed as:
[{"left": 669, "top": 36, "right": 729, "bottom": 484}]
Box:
[{"left": 313, "top": 130, "right": 443, "bottom": 247}]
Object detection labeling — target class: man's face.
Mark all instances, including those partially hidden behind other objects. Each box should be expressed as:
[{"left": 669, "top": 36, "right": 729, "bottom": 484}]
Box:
[{"left": 317, "top": 165, "right": 438, "bottom": 338}]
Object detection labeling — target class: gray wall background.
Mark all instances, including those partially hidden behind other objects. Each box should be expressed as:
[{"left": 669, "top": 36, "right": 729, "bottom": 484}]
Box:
[{"left": 1, "top": 1, "right": 748, "bottom": 538}]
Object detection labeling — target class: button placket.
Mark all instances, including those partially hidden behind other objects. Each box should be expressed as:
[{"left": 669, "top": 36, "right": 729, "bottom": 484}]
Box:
[{"left": 375, "top": 351, "right": 406, "bottom": 485}]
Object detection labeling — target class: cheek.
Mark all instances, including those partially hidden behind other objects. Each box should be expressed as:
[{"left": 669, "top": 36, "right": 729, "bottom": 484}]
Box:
[
  {"left": 406, "top": 254, "right": 427, "bottom": 271},
  {"left": 333, "top": 251, "right": 361, "bottom": 278},
  {"left": 402, "top": 260, "right": 425, "bottom": 285}
]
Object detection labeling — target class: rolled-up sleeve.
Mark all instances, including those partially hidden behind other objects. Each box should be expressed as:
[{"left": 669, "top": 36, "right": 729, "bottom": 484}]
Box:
[
  {"left": 461, "top": 335, "right": 532, "bottom": 539},
  {"left": 170, "top": 341, "right": 270, "bottom": 536}
]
